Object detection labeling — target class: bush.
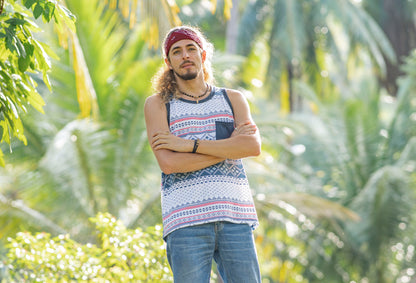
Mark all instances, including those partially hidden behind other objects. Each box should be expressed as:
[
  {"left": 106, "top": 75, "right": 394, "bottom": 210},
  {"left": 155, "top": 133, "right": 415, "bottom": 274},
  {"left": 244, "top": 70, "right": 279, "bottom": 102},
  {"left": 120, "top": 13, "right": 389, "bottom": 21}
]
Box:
[{"left": 1, "top": 213, "right": 172, "bottom": 282}]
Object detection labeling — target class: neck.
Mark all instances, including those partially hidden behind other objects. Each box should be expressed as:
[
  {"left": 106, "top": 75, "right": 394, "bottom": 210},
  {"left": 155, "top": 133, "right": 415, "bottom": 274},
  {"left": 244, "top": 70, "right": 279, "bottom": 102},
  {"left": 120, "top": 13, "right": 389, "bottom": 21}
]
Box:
[{"left": 176, "top": 75, "right": 207, "bottom": 96}]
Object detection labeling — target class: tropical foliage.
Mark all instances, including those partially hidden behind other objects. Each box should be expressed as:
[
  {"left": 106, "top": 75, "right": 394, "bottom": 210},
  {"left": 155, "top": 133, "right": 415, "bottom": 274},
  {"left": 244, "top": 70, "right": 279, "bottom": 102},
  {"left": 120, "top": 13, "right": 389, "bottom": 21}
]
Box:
[
  {"left": 0, "top": 0, "right": 75, "bottom": 166},
  {"left": 2, "top": 213, "right": 171, "bottom": 282},
  {"left": 251, "top": 52, "right": 416, "bottom": 281},
  {"left": 0, "top": 0, "right": 416, "bottom": 282},
  {"left": 235, "top": 0, "right": 396, "bottom": 113},
  {"left": 0, "top": 0, "right": 163, "bottom": 245}
]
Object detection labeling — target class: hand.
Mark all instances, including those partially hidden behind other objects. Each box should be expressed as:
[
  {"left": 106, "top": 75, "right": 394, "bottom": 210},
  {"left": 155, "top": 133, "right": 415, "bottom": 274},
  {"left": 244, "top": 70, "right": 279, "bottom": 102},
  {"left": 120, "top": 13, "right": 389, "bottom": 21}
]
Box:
[
  {"left": 151, "top": 131, "right": 191, "bottom": 152},
  {"left": 232, "top": 122, "right": 258, "bottom": 137}
]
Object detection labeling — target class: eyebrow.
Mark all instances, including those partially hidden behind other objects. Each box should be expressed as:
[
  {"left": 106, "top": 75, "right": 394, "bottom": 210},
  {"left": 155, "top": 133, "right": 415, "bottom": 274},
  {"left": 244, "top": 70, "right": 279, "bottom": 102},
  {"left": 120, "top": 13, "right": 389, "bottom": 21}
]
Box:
[{"left": 171, "top": 43, "right": 198, "bottom": 52}]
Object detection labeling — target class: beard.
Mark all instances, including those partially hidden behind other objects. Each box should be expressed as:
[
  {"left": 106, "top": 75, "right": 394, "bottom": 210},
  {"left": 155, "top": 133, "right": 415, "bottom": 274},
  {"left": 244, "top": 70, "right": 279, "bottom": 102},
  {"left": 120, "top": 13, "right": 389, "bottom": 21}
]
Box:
[{"left": 173, "top": 68, "right": 198, "bottom": 81}]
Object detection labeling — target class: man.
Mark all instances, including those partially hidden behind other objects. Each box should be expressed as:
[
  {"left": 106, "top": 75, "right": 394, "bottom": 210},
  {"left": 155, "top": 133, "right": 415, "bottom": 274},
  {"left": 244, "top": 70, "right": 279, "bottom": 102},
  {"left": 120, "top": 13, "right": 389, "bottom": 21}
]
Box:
[{"left": 144, "top": 25, "right": 261, "bottom": 283}]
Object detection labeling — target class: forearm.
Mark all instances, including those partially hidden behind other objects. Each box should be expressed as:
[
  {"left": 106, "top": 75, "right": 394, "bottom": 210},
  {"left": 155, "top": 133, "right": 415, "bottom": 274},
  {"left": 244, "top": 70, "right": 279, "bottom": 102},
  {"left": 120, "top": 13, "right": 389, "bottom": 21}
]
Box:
[
  {"left": 196, "top": 134, "right": 261, "bottom": 159},
  {"left": 151, "top": 125, "right": 261, "bottom": 160},
  {"left": 155, "top": 149, "right": 225, "bottom": 174}
]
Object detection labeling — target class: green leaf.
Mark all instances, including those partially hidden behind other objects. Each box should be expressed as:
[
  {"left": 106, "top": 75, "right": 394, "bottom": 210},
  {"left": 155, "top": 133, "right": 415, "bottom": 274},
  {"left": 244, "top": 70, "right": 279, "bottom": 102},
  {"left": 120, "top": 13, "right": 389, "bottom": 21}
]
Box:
[
  {"left": 32, "top": 40, "right": 51, "bottom": 71},
  {"left": 43, "top": 2, "right": 56, "bottom": 22},
  {"left": 7, "top": 96, "right": 20, "bottom": 120},
  {"left": 5, "top": 31, "right": 16, "bottom": 52},
  {"left": 0, "top": 149, "right": 5, "bottom": 167},
  {"left": 0, "top": 70, "right": 11, "bottom": 83},
  {"left": 23, "top": 0, "right": 36, "bottom": 9},
  {"left": 42, "top": 72, "right": 52, "bottom": 91},
  {"left": 14, "top": 37, "right": 26, "bottom": 58},
  {"left": 0, "top": 120, "right": 11, "bottom": 144},
  {"left": 5, "top": 18, "right": 27, "bottom": 26},
  {"left": 23, "top": 41, "right": 34, "bottom": 57},
  {"left": 18, "top": 55, "right": 30, "bottom": 72},
  {"left": 33, "top": 4, "right": 43, "bottom": 19},
  {"left": 53, "top": 4, "right": 76, "bottom": 33},
  {"left": 26, "top": 89, "right": 46, "bottom": 114},
  {"left": 59, "top": 4, "right": 77, "bottom": 22}
]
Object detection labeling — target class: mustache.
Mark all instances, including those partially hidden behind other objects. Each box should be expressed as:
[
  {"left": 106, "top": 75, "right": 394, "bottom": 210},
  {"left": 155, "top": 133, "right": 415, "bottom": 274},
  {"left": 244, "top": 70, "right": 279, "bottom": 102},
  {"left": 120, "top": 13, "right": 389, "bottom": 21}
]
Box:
[{"left": 180, "top": 61, "right": 194, "bottom": 67}]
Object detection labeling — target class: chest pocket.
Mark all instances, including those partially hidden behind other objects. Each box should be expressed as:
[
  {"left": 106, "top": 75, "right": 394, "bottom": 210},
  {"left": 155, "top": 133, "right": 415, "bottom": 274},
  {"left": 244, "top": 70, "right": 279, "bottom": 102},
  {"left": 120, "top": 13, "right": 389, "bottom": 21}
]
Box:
[{"left": 216, "top": 121, "right": 234, "bottom": 140}]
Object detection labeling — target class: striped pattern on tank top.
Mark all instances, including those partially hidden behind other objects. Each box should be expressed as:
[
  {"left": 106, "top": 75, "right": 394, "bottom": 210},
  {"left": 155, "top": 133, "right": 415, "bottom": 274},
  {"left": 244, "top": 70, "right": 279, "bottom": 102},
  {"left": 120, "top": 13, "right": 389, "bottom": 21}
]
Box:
[{"left": 161, "top": 86, "right": 258, "bottom": 237}]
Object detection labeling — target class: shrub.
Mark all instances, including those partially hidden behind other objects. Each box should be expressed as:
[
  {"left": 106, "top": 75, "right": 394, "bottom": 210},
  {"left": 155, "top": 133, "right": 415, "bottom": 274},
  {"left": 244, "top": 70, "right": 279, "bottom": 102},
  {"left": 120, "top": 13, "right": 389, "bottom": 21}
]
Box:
[{"left": 1, "top": 213, "right": 172, "bottom": 282}]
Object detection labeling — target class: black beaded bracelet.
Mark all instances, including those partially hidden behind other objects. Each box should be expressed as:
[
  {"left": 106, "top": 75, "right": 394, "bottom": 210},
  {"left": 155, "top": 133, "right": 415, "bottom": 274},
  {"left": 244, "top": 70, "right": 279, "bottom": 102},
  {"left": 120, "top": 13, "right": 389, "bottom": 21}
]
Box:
[{"left": 192, "top": 139, "right": 200, "bottom": 153}]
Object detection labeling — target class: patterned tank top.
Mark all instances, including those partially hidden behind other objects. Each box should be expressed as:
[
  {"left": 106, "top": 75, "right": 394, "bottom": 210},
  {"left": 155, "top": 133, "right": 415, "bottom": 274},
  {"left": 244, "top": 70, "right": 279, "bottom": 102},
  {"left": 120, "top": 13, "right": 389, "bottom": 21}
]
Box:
[{"left": 161, "top": 86, "right": 258, "bottom": 237}]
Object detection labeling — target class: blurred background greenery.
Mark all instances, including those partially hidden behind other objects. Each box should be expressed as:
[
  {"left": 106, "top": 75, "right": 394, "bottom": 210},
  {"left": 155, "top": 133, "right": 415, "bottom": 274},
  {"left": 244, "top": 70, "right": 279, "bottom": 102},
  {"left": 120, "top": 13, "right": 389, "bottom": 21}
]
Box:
[{"left": 1, "top": 0, "right": 415, "bottom": 282}]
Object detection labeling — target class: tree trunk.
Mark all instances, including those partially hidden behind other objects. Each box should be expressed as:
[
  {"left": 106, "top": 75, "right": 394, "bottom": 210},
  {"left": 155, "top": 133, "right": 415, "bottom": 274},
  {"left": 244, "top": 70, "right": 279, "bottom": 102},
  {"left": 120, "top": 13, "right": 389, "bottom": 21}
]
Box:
[
  {"left": 380, "top": 0, "right": 416, "bottom": 95},
  {"left": 225, "top": 0, "right": 240, "bottom": 54}
]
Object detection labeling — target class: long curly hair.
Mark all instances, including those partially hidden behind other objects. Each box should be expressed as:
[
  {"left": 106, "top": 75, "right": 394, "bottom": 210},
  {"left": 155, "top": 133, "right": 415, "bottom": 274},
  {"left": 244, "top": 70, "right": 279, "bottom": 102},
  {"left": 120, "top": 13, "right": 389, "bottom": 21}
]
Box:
[{"left": 152, "top": 26, "right": 215, "bottom": 103}]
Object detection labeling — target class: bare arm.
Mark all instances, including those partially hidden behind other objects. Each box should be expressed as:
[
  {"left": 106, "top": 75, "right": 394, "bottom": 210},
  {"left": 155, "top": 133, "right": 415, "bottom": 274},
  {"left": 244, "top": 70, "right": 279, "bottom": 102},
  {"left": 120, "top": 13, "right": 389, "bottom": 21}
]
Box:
[
  {"left": 144, "top": 94, "right": 225, "bottom": 174},
  {"left": 151, "top": 89, "right": 261, "bottom": 160},
  {"left": 193, "top": 89, "right": 261, "bottom": 158}
]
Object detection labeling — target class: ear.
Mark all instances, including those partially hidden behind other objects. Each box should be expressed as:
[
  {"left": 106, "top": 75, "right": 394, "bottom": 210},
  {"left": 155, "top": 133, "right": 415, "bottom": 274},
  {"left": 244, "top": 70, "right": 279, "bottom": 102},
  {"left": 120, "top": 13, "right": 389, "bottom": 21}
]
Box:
[
  {"left": 165, "top": 57, "right": 172, "bottom": 69},
  {"left": 201, "top": 50, "right": 206, "bottom": 63}
]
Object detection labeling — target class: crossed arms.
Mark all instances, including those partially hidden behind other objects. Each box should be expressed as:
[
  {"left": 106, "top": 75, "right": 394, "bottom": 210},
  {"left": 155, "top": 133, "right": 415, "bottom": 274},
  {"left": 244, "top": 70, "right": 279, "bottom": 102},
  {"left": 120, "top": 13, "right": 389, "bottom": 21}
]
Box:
[{"left": 144, "top": 89, "right": 261, "bottom": 175}]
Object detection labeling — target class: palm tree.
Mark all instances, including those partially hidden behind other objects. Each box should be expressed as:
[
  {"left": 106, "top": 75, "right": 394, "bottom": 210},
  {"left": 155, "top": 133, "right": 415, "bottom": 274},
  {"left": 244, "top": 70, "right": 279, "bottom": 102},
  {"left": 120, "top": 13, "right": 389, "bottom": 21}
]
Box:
[
  {"left": 249, "top": 49, "right": 416, "bottom": 282},
  {"left": 0, "top": 0, "right": 244, "bottom": 245},
  {"left": 363, "top": 0, "right": 416, "bottom": 95},
  {"left": 2, "top": 1, "right": 415, "bottom": 282},
  {"left": 234, "top": 0, "right": 396, "bottom": 113},
  {"left": 0, "top": 0, "right": 170, "bottom": 243}
]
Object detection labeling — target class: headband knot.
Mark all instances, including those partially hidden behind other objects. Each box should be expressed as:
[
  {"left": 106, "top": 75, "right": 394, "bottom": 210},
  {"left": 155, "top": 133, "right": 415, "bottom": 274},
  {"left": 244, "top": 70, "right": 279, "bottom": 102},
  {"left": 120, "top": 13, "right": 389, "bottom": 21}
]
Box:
[{"left": 164, "top": 28, "right": 203, "bottom": 57}]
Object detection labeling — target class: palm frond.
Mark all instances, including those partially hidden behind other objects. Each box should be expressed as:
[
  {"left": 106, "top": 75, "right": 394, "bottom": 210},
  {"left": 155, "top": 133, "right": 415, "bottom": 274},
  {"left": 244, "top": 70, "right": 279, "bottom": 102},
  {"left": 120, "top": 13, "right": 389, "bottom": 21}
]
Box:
[
  {"left": 70, "top": 32, "right": 99, "bottom": 120},
  {"left": 262, "top": 192, "right": 360, "bottom": 222},
  {"left": 39, "top": 119, "right": 112, "bottom": 218},
  {"left": 346, "top": 166, "right": 412, "bottom": 257},
  {"left": 385, "top": 54, "right": 416, "bottom": 157},
  {"left": 0, "top": 193, "right": 67, "bottom": 235},
  {"left": 395, "top": 137, "right": 416, "bottom": 170},
  {"left": 279, "top": 0, "right": 306, "bottom": 60},
  {"left": 236, "top": 0, "right": 268, "bottom": 56},
  {"left": 140, "top": 0, "right": 181, "bottom": 48},
  {"left": 328, "top": 0, "right": 394, "bottom": 76}
]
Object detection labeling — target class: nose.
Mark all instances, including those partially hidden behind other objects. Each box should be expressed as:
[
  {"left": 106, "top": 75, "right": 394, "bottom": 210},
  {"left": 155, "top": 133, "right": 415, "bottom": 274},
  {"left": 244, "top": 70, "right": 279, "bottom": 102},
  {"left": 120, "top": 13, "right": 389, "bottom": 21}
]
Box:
[{"left": 182, "top": 49, "right": 190, "bottom": 59}]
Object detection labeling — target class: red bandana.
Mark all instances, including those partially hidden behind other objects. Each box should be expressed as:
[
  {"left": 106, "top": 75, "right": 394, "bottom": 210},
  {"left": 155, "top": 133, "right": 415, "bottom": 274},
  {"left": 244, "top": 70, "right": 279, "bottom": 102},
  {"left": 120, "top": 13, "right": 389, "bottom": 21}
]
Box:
[{"left": 164, "top": 28, "right": 203, "bottom": 57}]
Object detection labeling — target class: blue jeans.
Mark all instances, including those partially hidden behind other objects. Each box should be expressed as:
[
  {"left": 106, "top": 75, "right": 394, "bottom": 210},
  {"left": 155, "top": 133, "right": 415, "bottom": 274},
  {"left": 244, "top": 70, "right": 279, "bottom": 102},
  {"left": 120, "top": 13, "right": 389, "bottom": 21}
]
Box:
[{"left": 165, "top": 222, "right": 261, "bottom": 283}]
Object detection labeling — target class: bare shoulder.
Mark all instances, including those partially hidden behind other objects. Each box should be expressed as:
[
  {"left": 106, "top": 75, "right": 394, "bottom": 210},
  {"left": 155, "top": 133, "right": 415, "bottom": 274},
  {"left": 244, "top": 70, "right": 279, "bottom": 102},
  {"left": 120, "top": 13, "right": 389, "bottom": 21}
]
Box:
[
  {"left": 224, "top": 88, "right": 245, "bottom": 99},
  {"left": 224, "top": 88, "right": 249, "bottom": 108},
  {"left": 144, "top": 94, "right": 169, "bottom": 132},
  {"left": 223, "top": 88, "right": 254, "bottom": 124},
  {"left": 145, "top": 93, "right": 163, "bottom": 106},
  {"left": 144, "top": 94, "right": 165, "bottom": 112}
]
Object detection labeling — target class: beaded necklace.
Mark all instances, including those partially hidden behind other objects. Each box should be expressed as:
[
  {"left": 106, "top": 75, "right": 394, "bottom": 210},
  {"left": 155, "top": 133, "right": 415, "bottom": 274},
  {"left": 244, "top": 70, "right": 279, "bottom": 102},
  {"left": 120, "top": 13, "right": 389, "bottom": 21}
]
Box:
[{"left": 179, "top": 84, "right": 210, "bottom": 104}]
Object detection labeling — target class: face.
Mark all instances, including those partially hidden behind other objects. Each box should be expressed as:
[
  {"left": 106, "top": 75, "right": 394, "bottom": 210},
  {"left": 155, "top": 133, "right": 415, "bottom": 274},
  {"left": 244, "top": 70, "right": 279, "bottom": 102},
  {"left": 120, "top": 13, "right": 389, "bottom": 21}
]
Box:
[{"left": 165, "top": 39, "right": 206, "bottom": 81}]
